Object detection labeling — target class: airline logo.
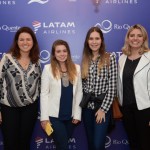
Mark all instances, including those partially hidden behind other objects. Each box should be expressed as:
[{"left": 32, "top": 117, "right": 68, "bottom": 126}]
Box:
[
  {"left": 32, "top": 20, "right": 76, "bottom": 35},
  {"left": 32, "top": 21, "right": 41, "bottom": 33},
  {"left": 105, "top": 0, "right": 138, "bottom": 4},
  {"left": 35, "top": 137, "right": 43, "bottom": 149}
]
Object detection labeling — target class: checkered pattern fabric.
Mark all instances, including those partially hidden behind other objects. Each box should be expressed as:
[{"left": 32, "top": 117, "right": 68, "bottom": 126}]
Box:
[{"left": 82, "top": 54, "right": 117, "bottom": 113}]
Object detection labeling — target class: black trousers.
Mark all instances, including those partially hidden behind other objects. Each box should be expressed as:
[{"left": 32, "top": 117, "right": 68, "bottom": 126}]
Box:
[
  {"left": 1, "top": 101, "right": 38, "bottom": 150},
  {"left": 121, "top": 104, "right": 150, "bottom": 150}
]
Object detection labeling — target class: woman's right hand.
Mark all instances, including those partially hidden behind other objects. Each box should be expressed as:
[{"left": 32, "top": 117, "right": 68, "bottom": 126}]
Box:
[{"left": 41, "top": 120, "right": 50, "bottom": 130}]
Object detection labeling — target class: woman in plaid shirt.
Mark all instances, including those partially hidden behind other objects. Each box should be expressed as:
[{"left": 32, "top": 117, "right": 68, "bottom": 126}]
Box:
[{"left": 81, "top": 26, "right": 117, "bottom": 150}]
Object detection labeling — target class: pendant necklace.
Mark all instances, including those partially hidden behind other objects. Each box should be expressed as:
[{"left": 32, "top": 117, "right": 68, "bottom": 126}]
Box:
[{"left": 61, "top": 71, "right": 69, "bottom": 87}]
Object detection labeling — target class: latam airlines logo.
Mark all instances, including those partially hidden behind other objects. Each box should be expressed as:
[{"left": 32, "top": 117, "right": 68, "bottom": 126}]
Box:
[
  {"left": 105, "top": 0, "right": 138, "bottom": 4},
  {"left": 32, "top": 20, "right": 76, "bottom": 35},
  {"left": 95, "top": 19, "right": 131, "bottom": 33},
  {"left": 35, "top": 137, "right": 43, "bottom": 149},
  {"left": 35, "top": 137, "right": 77, "bottom": 149},
  {"left": 32, "top": 21, "right": 41, "bottom": 33},
  {"left": 0, "top": 0, "right": 16, "bottom": 5},
  {"left": 28, "top": 0, "right": 49, "bottom": 4}
]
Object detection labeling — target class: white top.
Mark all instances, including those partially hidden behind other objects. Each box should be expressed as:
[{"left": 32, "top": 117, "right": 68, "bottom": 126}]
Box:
[
  {"left": 40, "top": 64, "right": 83, "bottom": 121},
  {"left": 118, "top": 52, "right": 150, "bottom": 110}
]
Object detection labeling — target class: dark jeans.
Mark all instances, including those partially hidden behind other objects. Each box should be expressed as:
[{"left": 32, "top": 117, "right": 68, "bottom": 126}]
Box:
[
  {"left": 50, "top": 117, "right": 76, "bottom": 150},
  {"left": 82, "top": 108, "right": 111, "bottom": 150},
  {"left": 121, "top": 104, "right": 150, "bottom": 150},
  {"left": 1, "top": 101, "right": 38, "bottom": 150}
]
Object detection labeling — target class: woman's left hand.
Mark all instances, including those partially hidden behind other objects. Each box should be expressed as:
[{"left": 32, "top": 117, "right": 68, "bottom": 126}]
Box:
[
  {"left": 95, "top": 109, "right": 105, "bottom": 124},
  {"left": 72, "top": 119, "right": 80, "bottom": 124}
]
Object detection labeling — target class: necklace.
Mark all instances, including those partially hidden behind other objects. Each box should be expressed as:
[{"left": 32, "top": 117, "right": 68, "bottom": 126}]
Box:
[
  {"left": 18, "top": 58, "right": 30, "bottom": 70},
  {"left": 61, "top": 71, "right": 69, "bottom": 87},
  {"left": 128, "top": 55, "right": 141, "bottom": 62}
]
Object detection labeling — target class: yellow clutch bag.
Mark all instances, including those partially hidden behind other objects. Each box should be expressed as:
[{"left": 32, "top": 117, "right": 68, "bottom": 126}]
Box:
[{"left": 45, "top": 122, "right": 53, "bottom": 136}]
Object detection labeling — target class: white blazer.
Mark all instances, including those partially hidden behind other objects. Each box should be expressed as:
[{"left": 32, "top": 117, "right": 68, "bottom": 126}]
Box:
[
  {"left": 40, "top": 64, "right": 83, "bottom": 121},
  {"left": 118, "top": 52, "right": 150, "bottom": 110}
]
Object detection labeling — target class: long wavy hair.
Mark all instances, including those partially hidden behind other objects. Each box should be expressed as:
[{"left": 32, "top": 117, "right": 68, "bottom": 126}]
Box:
[
  {"left": 8, "top": 26, "right": 40, "bottom": 63},
  {"left": 50, "top": 39, "right": 77, "bottom": 84},
  {"left": 81, "top": 26, "right": 109, "bottom": 79},
  {"left": 122, "top": 24, "right": 149, "bottom": 55}
]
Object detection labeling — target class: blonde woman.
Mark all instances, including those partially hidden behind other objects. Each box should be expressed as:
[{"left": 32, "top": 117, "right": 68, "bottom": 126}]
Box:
[{"left": 118, "top": 24, "right": 150, "bottom": 150}]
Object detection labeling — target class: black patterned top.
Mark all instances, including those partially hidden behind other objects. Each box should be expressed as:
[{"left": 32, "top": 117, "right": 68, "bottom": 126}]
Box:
[
  {"left": 82, "top": 54, "right": 117, "bottom": 113},
  {"left": 0, "top": 53, "right": 41, "bottom": 107}
]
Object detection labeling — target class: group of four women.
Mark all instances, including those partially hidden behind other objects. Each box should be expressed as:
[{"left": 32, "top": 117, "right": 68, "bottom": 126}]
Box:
[{"left": 0, "top": 24, "right": 149, "bottom": 150}]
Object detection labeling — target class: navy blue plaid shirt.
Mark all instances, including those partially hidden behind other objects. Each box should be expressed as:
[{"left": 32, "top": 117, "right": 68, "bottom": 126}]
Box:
[{"left": 82, "top": 54, "right": 117, "bottom": 113}]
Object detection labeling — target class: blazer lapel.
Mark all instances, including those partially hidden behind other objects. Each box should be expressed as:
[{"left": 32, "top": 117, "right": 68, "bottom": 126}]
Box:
[
  {"left": 134, "top": 53, "right": 150, "bottom": 75},
  {"left": 119, "top": 54, "right": 127, "bottom": 82}
]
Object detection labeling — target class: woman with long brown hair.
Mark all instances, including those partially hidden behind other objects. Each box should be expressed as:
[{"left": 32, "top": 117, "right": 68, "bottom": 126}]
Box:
[
  {"left": 40, "top": 39, "right": 83, "bottom": 150},
  {"left": 81, "top": 26, "right": 117, "bottom": 150}
]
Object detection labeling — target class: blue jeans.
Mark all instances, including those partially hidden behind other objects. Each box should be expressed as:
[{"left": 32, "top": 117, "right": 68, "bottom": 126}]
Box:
[
  {"left": 82, "top": 108, "right": 111, "bottom": 150},
  {"left": 50, "top": 117, "right": 75, "bottom": 150}
]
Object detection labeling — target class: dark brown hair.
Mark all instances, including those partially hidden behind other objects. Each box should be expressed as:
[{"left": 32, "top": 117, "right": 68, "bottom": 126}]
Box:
[{"left": 8, "top": 26, "right": 40, "bottom": 63}]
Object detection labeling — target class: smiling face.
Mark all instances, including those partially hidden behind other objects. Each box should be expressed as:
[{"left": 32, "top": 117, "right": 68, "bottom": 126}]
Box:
[
  {"left": 88, "top": 31, "right": 102, "bottom": 54},
  {"left": 128, "top": 28, "right": 144, "bottom": 50},
  {"left": 17, "top": 32, "right": 33, "bottom": 55},
  {"left": 54, "top": 45, "right": 68, "bottom": 63}
]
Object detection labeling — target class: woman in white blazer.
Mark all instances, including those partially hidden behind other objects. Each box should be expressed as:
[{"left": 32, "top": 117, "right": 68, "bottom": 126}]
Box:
[
  {"left": 40, "top": 40, "right": 83, "bottom": 150},
  {"left": 118, "top": 24, "right": 150, "bottom": 150}
]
